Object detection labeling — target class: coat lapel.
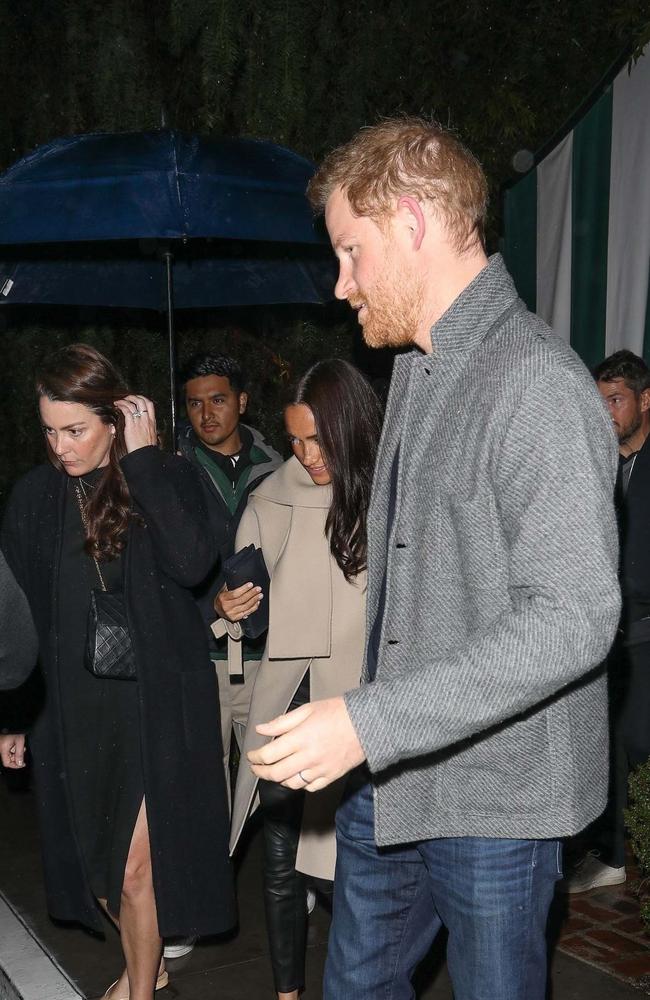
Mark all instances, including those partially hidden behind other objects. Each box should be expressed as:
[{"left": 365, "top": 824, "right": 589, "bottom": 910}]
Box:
[
  {"left": 365, "top": 255, "right": 521, "bottom": 634},
  {"left": 267, "top": 504, "right": 332, "bottom": 659}
]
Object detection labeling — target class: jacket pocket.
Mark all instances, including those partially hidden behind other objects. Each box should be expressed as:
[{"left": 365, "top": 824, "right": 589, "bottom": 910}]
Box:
[{"left": 440, "top": 709, "right": 554, "bottom": 816}]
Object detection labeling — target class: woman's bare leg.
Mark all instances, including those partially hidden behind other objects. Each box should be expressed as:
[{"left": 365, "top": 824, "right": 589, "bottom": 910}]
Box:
[{"left": 103, "top": 801, "right": 163, "bottom": 999}]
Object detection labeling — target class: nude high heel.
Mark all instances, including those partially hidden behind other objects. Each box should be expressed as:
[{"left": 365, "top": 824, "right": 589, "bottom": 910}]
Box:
[{"left": 102, "top": 969, "right": 169, "bottom": 999}]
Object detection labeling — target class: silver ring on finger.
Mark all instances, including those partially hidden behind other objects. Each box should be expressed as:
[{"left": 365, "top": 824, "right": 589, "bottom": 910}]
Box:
[
  {"left": 132, "top": 408, "right": 143, "bottom": 418},
  {"left": 298, "top": 770, "right": 308, "bottom": 784}
]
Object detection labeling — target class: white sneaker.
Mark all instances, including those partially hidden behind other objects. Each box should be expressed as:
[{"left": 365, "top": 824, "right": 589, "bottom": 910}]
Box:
[
  {"left": 559, "top": 850, "right": 626, "bottom": 894},
  {"left": 163, "top": 936, "right": 196, "bottom": 959},
  {"left": 306, "top": 889, "right": 316, "bottom": 915}
]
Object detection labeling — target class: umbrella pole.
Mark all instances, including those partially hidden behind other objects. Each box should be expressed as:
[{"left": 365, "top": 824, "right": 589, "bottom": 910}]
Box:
[{"left": 163, "top": 251, "right": 177, "bottom": 449}]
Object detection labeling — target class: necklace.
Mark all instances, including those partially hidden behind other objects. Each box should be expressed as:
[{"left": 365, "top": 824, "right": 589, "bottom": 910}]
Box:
[
  {"left": 75, "top": 478, "right": 89, "bottom": 516},
  {"left": 73, "top": 479, "right": 107, "bottom": 591}
]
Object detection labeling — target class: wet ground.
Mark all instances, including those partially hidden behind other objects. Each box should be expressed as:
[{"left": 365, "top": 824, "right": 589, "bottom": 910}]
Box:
[{"left": 0, "top": 768, "right": 648, "bottom": 998}]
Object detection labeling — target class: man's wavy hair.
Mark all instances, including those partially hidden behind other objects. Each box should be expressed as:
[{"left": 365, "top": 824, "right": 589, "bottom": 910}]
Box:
[
  {"left": 307, "top": 116, "right": 488, "bottom": 253},
  {"left": 179, "top": 352, "right": 246, "bottom": 394},
  {"left": 594, "top": 350, "right": 650, "bottom": 395},
  {"left": 287, "top": 359, "right": 383, "bottom": 582},
  {"left": 36, "top": 343, "right": 135, "bottom": 561}
]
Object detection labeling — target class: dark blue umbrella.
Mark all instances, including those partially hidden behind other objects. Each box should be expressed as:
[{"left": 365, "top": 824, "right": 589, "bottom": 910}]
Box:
[{"left": 0, "top": 130, "right": 335, "bottom": 439}]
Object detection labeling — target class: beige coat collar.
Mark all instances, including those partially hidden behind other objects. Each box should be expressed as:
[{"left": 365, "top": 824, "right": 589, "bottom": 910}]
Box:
[
  {"left": 261, "top": 457, "right": 333, "bottom": 659},
  {"left": 250, "top": 454, "right": 332, "bottom": 509}
]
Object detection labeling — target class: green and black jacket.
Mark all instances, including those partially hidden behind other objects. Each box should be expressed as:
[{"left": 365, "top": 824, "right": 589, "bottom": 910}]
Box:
[{"left": 177, "top": 421, "right": 282, "bottom": 660}]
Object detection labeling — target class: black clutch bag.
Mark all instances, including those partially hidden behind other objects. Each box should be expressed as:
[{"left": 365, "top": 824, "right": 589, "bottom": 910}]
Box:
[{"left": 223, "top": 544, "right": 270, "bottom": 639}]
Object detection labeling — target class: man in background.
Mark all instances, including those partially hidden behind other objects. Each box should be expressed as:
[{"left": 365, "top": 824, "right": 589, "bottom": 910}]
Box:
[
  {"left": 178, "top": 352, "right": 281, "bottom": 791},
  {"left": 167, "top": 353, "right": 280, "bottom": 961},
  {"left": 562, "top": 350, "right": 650, "bottom": 892}
]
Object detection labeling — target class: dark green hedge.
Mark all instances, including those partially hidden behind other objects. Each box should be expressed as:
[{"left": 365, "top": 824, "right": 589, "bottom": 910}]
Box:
[
  {"left": 626, "top": 759, "right": 650, "bottom": 930},
  {"left": 1, "top": 0, "right": 649, "bottom": 497}
]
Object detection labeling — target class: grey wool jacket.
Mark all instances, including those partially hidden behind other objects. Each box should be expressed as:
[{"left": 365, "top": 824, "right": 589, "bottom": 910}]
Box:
[{"left": 344, "top": 253, "right": 621, "bottom": 846}]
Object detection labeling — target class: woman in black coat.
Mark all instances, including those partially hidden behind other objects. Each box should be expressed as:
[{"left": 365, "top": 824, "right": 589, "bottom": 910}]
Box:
[{"left": 0, "top": 344, "right": 235, "bottom": 1000}]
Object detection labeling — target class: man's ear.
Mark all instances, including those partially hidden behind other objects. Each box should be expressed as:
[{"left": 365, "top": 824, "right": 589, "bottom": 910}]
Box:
[
  {"left": 239, "top": 392, "right": 249, "bottom": 415},
  {"left": 640, "top": 387, "right": 650, "bottom": 413},
  {"left": 395, "top": 195, "right": 426, "bottom": 251}
]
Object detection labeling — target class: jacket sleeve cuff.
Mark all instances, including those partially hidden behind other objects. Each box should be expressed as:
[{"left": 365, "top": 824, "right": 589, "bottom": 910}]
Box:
[
  {"left": 344, "top": 685, "right": 400, "bottom": 774},
  {"left": 119, "top": 445, "right": 162, "bottom": 485}
]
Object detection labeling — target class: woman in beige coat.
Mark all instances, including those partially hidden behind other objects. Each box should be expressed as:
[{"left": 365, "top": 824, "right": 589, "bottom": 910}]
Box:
[{"left": 215, "top": 359, "right": 382, "bottom": 1000}]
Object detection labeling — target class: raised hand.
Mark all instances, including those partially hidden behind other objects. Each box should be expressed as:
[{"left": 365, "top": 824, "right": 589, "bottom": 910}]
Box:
[
  {"left": 114, "top": 395, "right": 157, "bottom": 453},
  {"left": 0, "top": 733, "right": 26, "bottom": 768}
]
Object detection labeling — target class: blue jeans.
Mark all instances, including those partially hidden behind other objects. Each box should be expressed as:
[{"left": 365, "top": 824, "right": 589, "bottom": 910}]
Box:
[{"left": 324, "top": 772, "right": 562, "bottom": 1000}]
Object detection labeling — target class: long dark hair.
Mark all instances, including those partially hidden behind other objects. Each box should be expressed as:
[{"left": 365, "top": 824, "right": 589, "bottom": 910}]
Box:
[
  {"left": 288, "top": 359, "right": 383, "bottom": 581},
  {"left": 36, "top": 343, "right": 133, "bottom": 561}
]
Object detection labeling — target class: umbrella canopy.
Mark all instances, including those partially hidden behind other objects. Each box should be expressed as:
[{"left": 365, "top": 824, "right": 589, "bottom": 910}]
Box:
[
  {"left": 0, "top": 130, "right": 326, "bottom": 245},
  {"left": 0, "top": 130, "right": 336, "bottom": 440},
  {"left": 0, "top": 252, "right": 334, "bottom": 310}
]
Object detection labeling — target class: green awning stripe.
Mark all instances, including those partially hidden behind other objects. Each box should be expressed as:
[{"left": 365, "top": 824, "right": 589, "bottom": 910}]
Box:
[
  {"left": 570, "top": 86, "right": 613, "bottom": 368},
  {"left": 502, "top": 168, "right": 537, "bottom": 313}
]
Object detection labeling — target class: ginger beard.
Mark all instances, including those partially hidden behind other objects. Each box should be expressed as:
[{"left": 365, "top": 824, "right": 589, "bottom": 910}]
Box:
[{"left": 350, "top": 242, "right": 426, "bottom": 350}]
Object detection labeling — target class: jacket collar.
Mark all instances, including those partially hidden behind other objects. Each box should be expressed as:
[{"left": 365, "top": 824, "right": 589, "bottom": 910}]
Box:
[
  {"left": 423, "top": 252, "right": 520, "bottom": 357},
  {"left": 178, "top": 421, "right": 282, "bottom": 467},
  {"left": 250, "top": 455, "right": 332, "bottom": 509}
]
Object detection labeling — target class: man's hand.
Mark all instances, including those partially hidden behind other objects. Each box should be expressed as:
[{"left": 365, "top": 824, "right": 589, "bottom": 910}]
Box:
[{"left": 247, "top": 696, "right": 366, "bottom": 791}]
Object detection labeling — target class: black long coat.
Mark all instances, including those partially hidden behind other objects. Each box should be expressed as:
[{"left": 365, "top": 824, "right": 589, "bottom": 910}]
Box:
[{"left": 1, "top": 446, "right": 236, "bottom": 937}]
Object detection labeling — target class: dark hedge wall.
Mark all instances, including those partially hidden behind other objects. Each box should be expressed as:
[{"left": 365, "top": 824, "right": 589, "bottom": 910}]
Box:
[{"left": 1, "top": 0, "right": 649, "bottom": 501}]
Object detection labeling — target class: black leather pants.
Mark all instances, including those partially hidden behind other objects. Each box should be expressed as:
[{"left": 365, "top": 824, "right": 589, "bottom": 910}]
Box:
[{"left": 258, "top": 671, "right": 310, "bottom": 994}]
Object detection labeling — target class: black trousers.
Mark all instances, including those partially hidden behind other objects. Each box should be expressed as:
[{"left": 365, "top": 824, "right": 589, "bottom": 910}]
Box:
[
  {"left": 258, "top": 671, "right": 310, "bottom": 994},
  {"left": 592, "top": 637, "right": 650, "bottom": 867}
]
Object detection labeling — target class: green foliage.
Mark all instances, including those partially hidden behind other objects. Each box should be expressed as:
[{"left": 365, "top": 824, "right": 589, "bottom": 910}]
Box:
[
  {"left": 1, "top": 0, "right": 650, "bottom": 501},
  {"left": 1, "top": 1, "right": 649, "bottom": 220},
  {"left": 625, "top": 758, "right": 650, "bottom": 930},
  {"left": 2, "top": 1, "right": 649, "bottom": 177}
]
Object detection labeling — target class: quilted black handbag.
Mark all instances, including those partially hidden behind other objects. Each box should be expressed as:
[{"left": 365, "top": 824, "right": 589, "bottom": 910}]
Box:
[
  {"left": 74, "top": 481, "right": 137, "bottom": 681},
  {"left": 85, "top": 589, "right": 137, "bottom": 681}
]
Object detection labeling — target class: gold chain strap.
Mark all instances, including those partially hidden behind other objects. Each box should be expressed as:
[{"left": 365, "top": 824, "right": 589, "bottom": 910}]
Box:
[{"left": 73, "top": 480, "right": 107, "bottom": 592}]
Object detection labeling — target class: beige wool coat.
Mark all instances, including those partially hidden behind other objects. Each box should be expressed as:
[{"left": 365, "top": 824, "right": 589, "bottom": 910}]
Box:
[{"left": 226, "top": 455, "right": 366, "bottom": 880}]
